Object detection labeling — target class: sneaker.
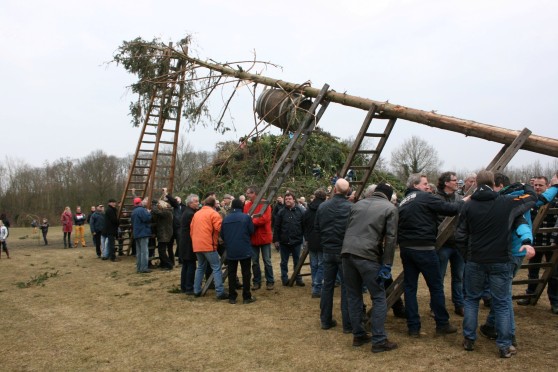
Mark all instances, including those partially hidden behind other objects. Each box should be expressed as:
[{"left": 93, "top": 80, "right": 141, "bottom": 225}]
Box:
[
  {"left": 371, "top": 339, "right": 398, "bottom": 353},
  {"left": 499, "top": 347, "right": 513, "bottom": 358},
  {"left": 508, "top": 345, "right": 517, "bottom": 355},
  {"left": 229, "top": 298, "right": 237, "bottom": 304},
  {"left": 251, "top": 283, "right": 261, "bottom": 291},
  {"left": 353, "top": 333, "right": 372, "bottom": 347},
  {"left": 551, "top": 304, "right": 558, "bottom": 314},
  {"left": 436, "top": 324, "right": 458, "bottom": 335},
  {"left": 517, "top": 298, "right": 530, "bottom": 306},
  {"left": 321, "top": 319, "right": 337, "bottom": 330},
  {"left": 216, "top": 292, "right": 229, "bottom": 300},
  {"left": 462, "top": 338, "right": 475, "bottom": 351},
  {"left": 295, "top": 281, "right": 305, "bottom": 287},
  {"left": 479, "top": 324, "right": 497, "bottom": 340},
  {"left": 266, "top": 283, "right": 275, "bottom": 290},
  {"left": 243, "top": 296, "right": 257, "bottom": 304},
  {"left": 408, "top": 330, "right": 420, "bottom": 338},
  {"left": 454, "top": 307, "right": 465, "bottom": 317}
]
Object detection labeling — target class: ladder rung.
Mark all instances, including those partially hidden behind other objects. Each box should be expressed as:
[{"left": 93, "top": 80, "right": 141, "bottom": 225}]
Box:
[
  {"left": 128, "top": 181, "right": 148, "bottom": 184},
  {"left": 350, "top": 166, "right": 370, "bottom": 170},
  {"left": 512, "top": 279, "right": 543, "bottom": 285},
  {"left": 520, "top": 262, "right": 553, "bottom": 269},
  {"left": 131, "top": 173, "right": 148, "bottom": 177},
  {"left": 134, "top": 166, "right": 150, "bottom": 169},
  {"left": 534, "top": 245, "right": 558, "bottom": 252},
  {"left": 356, "top": 150, "right": 379, "bottom": 155},
  {"left": 159, "top": 141, "right": 175, "bottom": 145},
  {"left": 537, "top": 227, "right": 558, "bottom": 233},
  {"left": 363, "top": 133, "right": 387, "bottom": 138}
]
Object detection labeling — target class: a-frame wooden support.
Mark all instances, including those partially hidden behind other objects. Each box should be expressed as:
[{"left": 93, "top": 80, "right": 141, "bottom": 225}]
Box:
[
  {"left": 117, "top": 48, "right": 186, "bottom": 255},
  {"left": 512, "top": 203, "right": 558, "bottom": 304},
  {"left": 288, "top": 106, "right": 397, "bottom": 286},
  {"left": 386, "top": 128, "right": 533, "bottom": 308},
  {"left": 200, "top": 84, "right": 331, "bottom": 296}
]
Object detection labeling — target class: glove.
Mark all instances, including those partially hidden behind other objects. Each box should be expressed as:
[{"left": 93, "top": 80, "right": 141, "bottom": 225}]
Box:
[{"left": 376, "top": 264, "right": 392, "bottom": 285}]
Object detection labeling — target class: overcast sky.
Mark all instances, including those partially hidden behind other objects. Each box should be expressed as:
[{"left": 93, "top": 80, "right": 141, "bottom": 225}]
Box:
[{"left": 1, "top": 0, "right": 557, "bottom": 174}]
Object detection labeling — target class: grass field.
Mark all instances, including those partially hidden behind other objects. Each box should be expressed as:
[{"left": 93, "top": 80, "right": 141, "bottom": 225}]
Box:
[{"left": 1, "top": 227, "right": 557, "bottom": 371}]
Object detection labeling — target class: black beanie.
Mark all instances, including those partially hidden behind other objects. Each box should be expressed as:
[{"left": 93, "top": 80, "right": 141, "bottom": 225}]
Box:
[
  {"left": 375, "top": 182, "right": 394, "bottom": 200},
  {"left": 231, "top": 198, "right": 244, "bottom": 210}
]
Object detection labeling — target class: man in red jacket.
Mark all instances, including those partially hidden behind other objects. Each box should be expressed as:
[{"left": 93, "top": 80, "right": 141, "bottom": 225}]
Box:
[{"left": 244, "top": 185, "right": 275, "bottom": 291}]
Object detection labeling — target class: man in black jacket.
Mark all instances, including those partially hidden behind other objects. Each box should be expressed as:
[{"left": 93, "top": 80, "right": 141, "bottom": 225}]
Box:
[
  {"left": 398, "top": 173, "right": 465, "bottom": 337},
  {"left": 456, "top": 170, "right": 536, "bottom": 358},
  {"left": 164, "top": 188, "right": 186, "bottom": 266},
  {"left": 434, "top": 171, "right": 465, "bottom": 316},
  {"left": 273, "top": 192, "right": 305, "bottom": 286},
  {"left": 302, "top": 188, "right": 327, "bottom": 298},
  {"left": 102, "top": 198, "right": 120, "bottom": 262},
  {"left": 315, "top": 179, "right": 352, "bottom": 332}
]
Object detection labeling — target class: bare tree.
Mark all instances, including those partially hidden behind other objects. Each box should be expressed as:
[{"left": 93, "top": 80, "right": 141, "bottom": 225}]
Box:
[{"left": 390, "top": 136, "right": 442, "bottom": 180}]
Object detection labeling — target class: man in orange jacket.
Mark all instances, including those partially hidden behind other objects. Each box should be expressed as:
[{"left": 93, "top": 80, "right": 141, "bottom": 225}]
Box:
[{"left": 191, "top": 196, "right": 228, "bottom": 299}]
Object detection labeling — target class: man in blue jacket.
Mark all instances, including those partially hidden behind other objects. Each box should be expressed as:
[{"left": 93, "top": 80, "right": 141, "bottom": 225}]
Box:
[
  {"left": 221, "top": 198, "right": 255, "bottom": 304},
  {"left": 131, "top": 197, "right": 152, "bottom": 273}
]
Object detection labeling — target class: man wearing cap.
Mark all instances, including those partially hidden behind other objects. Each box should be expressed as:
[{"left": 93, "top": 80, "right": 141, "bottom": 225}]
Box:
[
  {"left": 131, "top": 197, "right": 152, "bottom": 273},
  {"left": 102, "top": 199, "right": 120, "bottom": 262},
  {"left": 341, "top": 182, "right": 398, "bottom": 352}
]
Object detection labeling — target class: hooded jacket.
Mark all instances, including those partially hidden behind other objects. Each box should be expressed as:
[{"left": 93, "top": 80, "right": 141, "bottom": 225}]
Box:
[
  {"left": 190, "top": 206, "right": 222, "bottom": 253},
  {"left": 220, "top": 209, "right": 254, "bottom": 260},
  {"left": 455, "top": 184, "right": 536, "bottom": 264}
]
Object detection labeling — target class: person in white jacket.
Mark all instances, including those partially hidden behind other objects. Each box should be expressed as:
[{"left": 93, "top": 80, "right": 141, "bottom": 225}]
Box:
[{"left": 0, "top": 220, "right": 9, "bottom": 259}]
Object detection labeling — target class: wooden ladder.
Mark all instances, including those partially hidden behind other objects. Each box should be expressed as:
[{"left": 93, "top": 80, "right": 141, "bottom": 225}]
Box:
[
  {"left": 386, "top": 128, "right": 533, "bottom": 308},
  {"left": 117, "top": 51, "right": 186, "bottom": 255},
  {"left": 200, "top": 84, "right": 332, "bottom": 295},
  {"left": 512, "top": 203, "right": 558, "bottom": 304},
  {"left": 288, "top": 105, "right": 396, "bottom": 286}
]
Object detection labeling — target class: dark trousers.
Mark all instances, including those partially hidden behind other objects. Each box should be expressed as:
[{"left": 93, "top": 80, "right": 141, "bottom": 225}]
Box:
[
  {"left": 180, "top": 259, "right": 196, "bottom": 293},
  {"left": 42, "top": 231, "right": 48, "bottom": 245},
  {"left": 63, "top": 232, "right": 72, "bottom": 247},
  {"left": 228, "top": 258, "right": 252, "bottom": 300},
  {"left": 400, "top": 247, "right": 449, "bottom": 332},
  {"left": 158, "top": 241, "right": 173, "bottom": 268},
  {"left": 106, "top": 235, "right": 116, "bottom": 260},
  {"left": 93, "top": 233, "right": 102, "bottom": 257}
]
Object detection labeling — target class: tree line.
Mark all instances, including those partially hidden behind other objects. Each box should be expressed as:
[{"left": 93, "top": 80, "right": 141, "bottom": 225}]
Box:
[{"left": 1, "top": 134, "right": 554, "bottom": 227}]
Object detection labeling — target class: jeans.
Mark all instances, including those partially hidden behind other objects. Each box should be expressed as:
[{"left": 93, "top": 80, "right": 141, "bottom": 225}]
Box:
[
  {"left": 437, "top": 246, "right": 464, "bottom": 309},
  {"left": 194, "top": 251, "right": 225, "bottom": 297},
  {"left": 136, "top": 237, "right": 149, "bottom": 272},
  {"left": 485, "top": 256, "right": 523, "bottom": 336},
  {"left": 320, "top": 252, "right": 351, "bottom": 331},
  {"left": 105, "top": 235, "right": 116, "bottom": 260},
  {"left": 279, "top": 244, "right": 302, "bottom": 284},
  {"left": 342, "top": 254, "right": 387, "bottom": 344},
  {"left": 400, "top": 247, "right": 449, "bottom": 332},
  {"left": 309, "top": 250, "right": 324, "bottom": 295},
  {"left": 463, "top": 261, "right": 513, "bottom": 349},
  {"left": 180, "top": 260, "right": 196, "bottom": 293},
  {"left": 251, "top": 244, "right": 274, "bottom": 285},
  {"left": 228, "top": 258, "right": 252, "bottom": 300}
]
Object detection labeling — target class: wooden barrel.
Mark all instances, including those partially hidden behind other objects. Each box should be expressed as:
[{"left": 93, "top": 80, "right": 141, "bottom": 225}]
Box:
[{"left": 256, "top": 89, "right": 312, "bottom": 131}]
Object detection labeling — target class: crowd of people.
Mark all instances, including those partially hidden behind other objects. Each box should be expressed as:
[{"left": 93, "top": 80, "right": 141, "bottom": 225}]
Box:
[{"left": 3, "top": 169, "right": 557, "bottom": 357}]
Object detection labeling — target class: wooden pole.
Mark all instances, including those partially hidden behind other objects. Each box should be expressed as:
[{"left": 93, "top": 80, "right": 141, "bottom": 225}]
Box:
[{"left": 168, "top": 47, "right": 558, "bottom": 158}]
